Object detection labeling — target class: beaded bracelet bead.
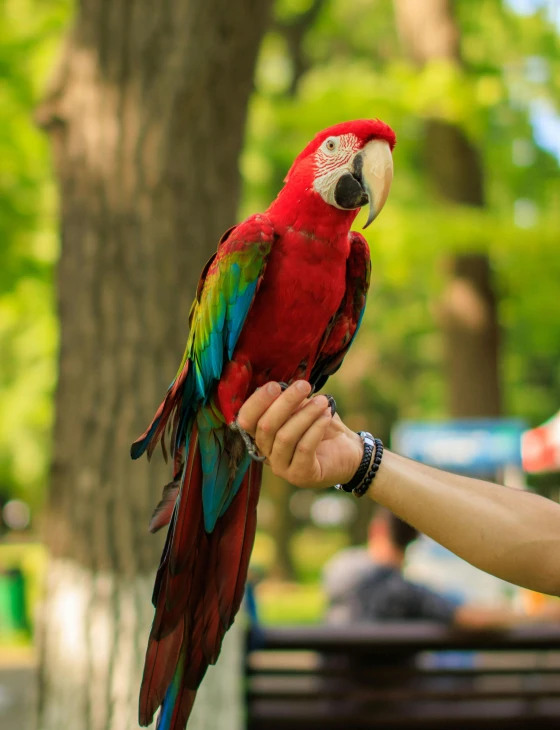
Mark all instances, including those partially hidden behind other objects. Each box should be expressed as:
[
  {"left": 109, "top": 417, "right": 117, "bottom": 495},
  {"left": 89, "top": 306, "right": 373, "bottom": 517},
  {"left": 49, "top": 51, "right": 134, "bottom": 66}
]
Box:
[
  {"left": 335, "top": 433, "right": 384, "bottom": 498},
  {"left": 334, "top": 432, "right": 375, "bottom": 494},
  {"left": 353, "top": 437, "right": 384, "bottom": 498}
]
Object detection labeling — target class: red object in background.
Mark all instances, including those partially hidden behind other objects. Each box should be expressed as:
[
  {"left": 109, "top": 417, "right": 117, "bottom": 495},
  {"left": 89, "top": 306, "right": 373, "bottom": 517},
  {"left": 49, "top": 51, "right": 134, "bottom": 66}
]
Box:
[{"left": 522, "top": 411, "right": 560, "bottom": 473}]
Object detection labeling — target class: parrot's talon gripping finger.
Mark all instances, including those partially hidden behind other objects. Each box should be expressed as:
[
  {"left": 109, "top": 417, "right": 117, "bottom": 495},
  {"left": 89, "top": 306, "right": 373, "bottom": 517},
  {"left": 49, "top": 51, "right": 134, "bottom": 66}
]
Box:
[
  {"left": 325, "top": 394, "right": 337, "bottom": 417},
  {"left": 278, "top": 382, "right": 289, "bottom": 391},
  {"left": 231, "top": 420, "right": 267, "bottom": 462}
]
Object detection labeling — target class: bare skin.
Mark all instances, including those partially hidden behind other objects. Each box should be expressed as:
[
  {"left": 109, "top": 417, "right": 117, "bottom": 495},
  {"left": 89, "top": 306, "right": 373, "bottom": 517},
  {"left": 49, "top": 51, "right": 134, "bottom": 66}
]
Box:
[
  {"left": 368, "top": 513, "right": 554, "bottom": 628},
  {"left": 237, "top": 381, "right": 560, "bottom": 597}
]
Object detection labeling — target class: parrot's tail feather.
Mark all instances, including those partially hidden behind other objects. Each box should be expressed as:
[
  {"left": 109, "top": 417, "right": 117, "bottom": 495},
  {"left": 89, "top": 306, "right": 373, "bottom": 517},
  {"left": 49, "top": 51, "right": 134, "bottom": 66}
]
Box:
[
  {"left": 151, "top": 425, "right": 205, "bottom": 641},
  {"left": 155, "top": 651, "right": 197, "bottom": 730},
  {"left": 149, "top": 480, "right": 181, "bottom": 533},
  {"left": 139, "top": 619, "right": 185, "bottom": 726},
  {"left": 199, "top": 458, "right": 262, "bottom": 664},
  {"left": 131, "top": 361, "right": 191, "bottom": 461},
  {"left": 140, "top": 424, "right": 205, "bottom": 726},
  {"left": 139, "top": 429, "right": 262, "bottom": 730}
]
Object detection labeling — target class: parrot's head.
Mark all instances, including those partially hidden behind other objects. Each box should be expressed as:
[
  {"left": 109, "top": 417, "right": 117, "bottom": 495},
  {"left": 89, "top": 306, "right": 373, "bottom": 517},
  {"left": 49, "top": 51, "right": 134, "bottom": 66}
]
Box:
[{"left": 283, "top": 119, "right": 396, "bottom": 229}]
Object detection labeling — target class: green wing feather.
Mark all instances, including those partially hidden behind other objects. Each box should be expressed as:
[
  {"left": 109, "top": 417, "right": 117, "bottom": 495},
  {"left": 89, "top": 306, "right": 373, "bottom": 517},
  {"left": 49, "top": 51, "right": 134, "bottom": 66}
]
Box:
[
  {"left": 187, "top": 214, "right": 275, "bottom": 400},
  {"left": 131, "top": 213, "right": 275, "bottom": 533}
]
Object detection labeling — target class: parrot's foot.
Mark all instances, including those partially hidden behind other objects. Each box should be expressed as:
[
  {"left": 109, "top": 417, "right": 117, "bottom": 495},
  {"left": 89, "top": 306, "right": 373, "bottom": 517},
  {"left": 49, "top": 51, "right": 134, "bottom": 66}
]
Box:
[
  {"left": 278, "top": 382, "right": 289, "bottom": 391},
  {"left": 231, "top": 420, "right": 266, "bottom": 462}
]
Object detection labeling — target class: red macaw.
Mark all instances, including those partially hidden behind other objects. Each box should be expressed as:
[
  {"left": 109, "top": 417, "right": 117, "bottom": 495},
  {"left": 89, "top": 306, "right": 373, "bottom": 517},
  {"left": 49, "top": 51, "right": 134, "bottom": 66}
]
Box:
[{"left": 131, "top": 119, "right": 395, "bottom": 729}]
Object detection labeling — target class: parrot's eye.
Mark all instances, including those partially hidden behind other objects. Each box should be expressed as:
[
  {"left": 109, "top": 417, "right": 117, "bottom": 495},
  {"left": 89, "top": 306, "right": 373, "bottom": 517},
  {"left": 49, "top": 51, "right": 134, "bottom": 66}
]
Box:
[{"left": 324, "top": 137, "right": 338, "bottom": 153}]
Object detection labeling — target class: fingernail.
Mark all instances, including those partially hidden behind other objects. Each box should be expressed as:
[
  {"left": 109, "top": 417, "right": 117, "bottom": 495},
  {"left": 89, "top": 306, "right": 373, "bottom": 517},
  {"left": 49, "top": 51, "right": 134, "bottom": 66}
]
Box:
[
  {"left": 296, "top": 380, "right": 310, "bottom": 393},
  {"left": 267, "top": 382, "right": 281, "bottom": 395},
  {"left": 322, "top": 408, "right": 332, "bottom": 418},
  {"left": 314, "top": 395, "right": 327, "bottom": 409}
]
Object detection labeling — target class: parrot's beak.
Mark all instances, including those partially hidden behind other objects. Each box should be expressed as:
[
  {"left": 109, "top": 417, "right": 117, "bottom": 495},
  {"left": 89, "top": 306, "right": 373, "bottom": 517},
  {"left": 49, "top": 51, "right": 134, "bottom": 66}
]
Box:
[{"left": 357, "top": 139, "right": 394, "bottom": 229}]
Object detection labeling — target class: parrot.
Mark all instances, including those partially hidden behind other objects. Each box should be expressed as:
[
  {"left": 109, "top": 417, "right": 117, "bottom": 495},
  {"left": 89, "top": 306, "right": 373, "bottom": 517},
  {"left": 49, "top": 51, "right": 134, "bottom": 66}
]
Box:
[{"left": 131, "top": 118, "right": 395, "bottom": 730}]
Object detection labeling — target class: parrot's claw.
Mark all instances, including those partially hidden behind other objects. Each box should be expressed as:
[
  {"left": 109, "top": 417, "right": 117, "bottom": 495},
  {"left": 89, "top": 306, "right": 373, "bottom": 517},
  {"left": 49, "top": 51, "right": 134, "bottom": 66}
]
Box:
[
  {"left": 278, "top": 382, "right": 289, "bottom": 391},
  {"left": 325, "top": 394, "right": 337, "bottom": 417},
  {"left": 231, "top": 420, "right": 266, "bottom": 462}
]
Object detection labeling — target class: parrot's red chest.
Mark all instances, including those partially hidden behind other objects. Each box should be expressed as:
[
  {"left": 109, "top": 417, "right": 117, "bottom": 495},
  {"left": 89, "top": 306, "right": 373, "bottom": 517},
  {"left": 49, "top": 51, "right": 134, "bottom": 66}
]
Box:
[{"left": 235, "top": 227, "right": 350, "bottom": 386}]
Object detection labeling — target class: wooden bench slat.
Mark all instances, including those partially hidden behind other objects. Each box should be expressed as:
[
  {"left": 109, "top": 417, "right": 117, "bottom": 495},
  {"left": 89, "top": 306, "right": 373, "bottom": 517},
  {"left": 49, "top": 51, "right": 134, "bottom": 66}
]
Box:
[
  {"left": 248, "top": 698, "right": 560, "bottom": 729},
  {"left": 251, "top": 623, "right": 560, "bottom": 652},
  {"left": 246, "top": 624, "right": 560, "bottom": 729}
]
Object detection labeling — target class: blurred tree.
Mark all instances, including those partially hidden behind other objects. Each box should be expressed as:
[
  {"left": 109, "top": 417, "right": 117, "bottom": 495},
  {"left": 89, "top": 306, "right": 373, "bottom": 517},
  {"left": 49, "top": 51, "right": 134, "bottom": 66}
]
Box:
[
  {"left": 35, "top": 1, "right": 271, "bottom": 728},
  {"left": 274, "top": 0, "right": 326, "bottom": 96},
  {"left": 265, "top": 473, "right": 297, "bottom": 578},
  {"left": 393, "top": 0, "right": 501, "bottom": 417}
]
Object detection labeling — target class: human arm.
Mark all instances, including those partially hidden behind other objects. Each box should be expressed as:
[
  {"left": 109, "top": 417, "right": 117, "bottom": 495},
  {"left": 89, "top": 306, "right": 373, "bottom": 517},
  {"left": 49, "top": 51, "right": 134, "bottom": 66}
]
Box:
[
  {"left": 237, "top": 381, "right": 560, "bottom": 597},
  {"left": 372, "top": 450, "right": 560, "bottom": 599}
]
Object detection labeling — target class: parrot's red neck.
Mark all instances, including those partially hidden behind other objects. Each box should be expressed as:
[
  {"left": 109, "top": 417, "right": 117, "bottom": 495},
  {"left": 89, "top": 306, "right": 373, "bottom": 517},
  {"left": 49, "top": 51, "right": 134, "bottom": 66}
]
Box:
[{"left": 266, "top": 184, "right": 359, "bottom": 242}]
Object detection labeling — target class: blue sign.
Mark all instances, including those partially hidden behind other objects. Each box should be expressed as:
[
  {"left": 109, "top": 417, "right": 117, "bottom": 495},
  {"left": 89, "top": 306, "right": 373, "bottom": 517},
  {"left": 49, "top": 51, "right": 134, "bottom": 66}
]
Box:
[{"left": 391, "top": 419, "right": 527, "bottom": 472}]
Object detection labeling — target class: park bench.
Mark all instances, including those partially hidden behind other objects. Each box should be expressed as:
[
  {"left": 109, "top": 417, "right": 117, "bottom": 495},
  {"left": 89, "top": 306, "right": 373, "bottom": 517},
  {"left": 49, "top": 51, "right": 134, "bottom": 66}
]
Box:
[{"left": 246, "top": 623, "right": 560, "bottom": 729}]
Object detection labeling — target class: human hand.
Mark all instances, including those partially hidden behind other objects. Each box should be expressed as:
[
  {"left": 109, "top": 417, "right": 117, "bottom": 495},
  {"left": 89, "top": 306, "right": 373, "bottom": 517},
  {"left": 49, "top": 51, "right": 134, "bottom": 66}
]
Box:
[{"left": 237, "top": 381, "right": 364, "bottom": 489}]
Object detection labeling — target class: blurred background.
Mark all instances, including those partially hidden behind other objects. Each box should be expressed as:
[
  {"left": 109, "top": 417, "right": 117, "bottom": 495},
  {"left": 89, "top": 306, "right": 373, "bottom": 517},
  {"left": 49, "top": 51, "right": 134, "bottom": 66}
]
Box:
[{"left": 1, "top": 0, "right": 559, "bottom": 727}]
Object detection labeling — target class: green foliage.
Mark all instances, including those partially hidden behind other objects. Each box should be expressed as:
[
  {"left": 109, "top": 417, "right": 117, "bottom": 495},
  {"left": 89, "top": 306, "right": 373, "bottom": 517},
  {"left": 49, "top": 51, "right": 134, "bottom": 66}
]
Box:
[
  {"left": 0, "top": 542, "right": 48, "bottom": 641},
  {"left": 0, "top": 0, "right": 70, "bottom": 509},
  {"left": 242, "top": 0, "right": 560, "bottom": 447},
  {"left": 257, "top": 581, "right": 325, "bottom": 624}
]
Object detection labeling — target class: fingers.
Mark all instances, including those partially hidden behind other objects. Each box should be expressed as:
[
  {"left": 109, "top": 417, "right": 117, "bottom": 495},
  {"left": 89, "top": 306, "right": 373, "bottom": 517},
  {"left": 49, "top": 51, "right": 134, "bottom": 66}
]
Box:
[
  {"left": 269, "top": 394, "right": 331, "bottom": 472},
  {"left": 286, "top": 408, "right": 332, "bottom": 481},
  {"left": 252, "top": 381, "right": 313, "bottom": 458},
  {"left": 238, "top": 381, "right": 331, "bottom": 480},
  {"left": 237, "top": 382, "right": 283, "bottom": 436}
]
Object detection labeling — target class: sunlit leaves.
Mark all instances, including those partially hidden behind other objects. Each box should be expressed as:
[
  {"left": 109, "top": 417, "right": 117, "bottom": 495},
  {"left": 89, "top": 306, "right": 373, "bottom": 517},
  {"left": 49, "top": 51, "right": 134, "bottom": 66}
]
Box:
[
  {"left": 0, "top": 0, "right": 70, "bottom": 507},
  {"left": 243, "top": 0, "right": 560, "bottom": 445}
]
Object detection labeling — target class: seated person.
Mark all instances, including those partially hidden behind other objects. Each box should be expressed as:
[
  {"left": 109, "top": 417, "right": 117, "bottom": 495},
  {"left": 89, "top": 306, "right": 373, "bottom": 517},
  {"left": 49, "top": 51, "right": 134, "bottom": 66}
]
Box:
[{"left": 323, "top": 508, "right": 553, "bottom": 629}]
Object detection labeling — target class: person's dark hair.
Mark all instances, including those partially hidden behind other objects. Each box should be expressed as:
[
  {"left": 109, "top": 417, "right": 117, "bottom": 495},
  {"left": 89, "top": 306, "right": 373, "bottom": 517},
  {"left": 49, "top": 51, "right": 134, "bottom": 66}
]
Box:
[{"left": 375, "top": 508, "right": 419, "bottom": 551}]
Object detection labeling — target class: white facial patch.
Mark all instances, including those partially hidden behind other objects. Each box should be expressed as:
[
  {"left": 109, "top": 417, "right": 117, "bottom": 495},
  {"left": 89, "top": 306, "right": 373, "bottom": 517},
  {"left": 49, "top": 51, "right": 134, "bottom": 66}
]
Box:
[{"left": 313, "top": 133, "right": 362, "bottom": 208}]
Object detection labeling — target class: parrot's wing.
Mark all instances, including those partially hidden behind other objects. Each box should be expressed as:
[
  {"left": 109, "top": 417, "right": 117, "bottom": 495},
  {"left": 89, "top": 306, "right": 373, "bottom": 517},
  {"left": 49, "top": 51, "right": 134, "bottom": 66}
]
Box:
[
  {"left": 188, "top": 214, "right": 275, "bottom": 398},
  {"left": 131, "top": 214, "right": 275, "bottom": 462},
  {"left": 310, "top": 231, "right": 371, "bottom": 392}
]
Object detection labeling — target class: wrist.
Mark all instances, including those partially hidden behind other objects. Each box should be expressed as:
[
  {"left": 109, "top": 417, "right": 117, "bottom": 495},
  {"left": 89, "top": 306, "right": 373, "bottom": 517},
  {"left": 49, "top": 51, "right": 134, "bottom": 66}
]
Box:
[
  {"left": 344, "top": 431, "right": 364, "bottom": 483},
  {"left": 367, "top": 448, "right": 394, "bottom": 502},
  {"left": 340, "top": 428, "right": 364, "bottom": 485}
]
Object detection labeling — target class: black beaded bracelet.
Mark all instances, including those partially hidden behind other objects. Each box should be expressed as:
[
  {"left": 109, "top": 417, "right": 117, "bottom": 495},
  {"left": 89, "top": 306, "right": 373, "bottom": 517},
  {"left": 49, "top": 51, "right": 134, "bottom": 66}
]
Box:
[
  {"left": 353, "top": 437, "right": 384, "bottom": 498},
  {"left": 334, "top": 432, "right": 375, "bottom": 494}
]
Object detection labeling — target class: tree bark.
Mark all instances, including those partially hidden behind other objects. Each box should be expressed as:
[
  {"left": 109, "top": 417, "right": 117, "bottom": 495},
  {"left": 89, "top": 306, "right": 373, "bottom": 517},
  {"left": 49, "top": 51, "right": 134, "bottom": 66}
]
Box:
[
  {"left": 36, "top": 0, "right": 271, "bottom": 727},
  {"left": 265, "top": 472, "right": 297, "bottom": 580},
  {"left": 440, "top": 253, "right": 501, "bottom": 417},
  {"left": 393, "top": 0, "right": 501, "bottom": 418}
]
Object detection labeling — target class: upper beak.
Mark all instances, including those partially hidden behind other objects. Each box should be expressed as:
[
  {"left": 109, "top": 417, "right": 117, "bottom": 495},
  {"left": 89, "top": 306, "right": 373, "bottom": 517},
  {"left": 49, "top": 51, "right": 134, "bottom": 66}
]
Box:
[{"left": 359, "top": 139, "right": 394, "bottom": 229}]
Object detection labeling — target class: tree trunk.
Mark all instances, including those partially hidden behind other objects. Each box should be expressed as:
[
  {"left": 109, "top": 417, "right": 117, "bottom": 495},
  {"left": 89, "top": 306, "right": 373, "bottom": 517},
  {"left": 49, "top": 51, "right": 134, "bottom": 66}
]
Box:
[
  {"left": 440, "top": 253, "right": 501, "bottom": 417},
  {"left": 393, "top": 0, "right": 501, "bottom": 418},
  {"left": 265, "top": 472, "right": 296, "bottom": 580},
  {"left": 36, "top": 0, "right": 271, "bottom": 727}
]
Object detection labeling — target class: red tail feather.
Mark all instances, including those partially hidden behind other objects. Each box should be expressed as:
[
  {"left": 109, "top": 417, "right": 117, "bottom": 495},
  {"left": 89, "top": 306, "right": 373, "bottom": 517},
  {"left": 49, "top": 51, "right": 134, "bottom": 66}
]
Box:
[
  {"left": 149, "top": 480, "right": 181, "bottom": 533},
  {"left": 139, "top": 430, "right": 262, "bottom": 729},
  {"left": 131, "top": 361, "right": 190, "bottom": 461},
  {"left": 152, "top": 426, "right": 205, "bottom": 641},
  {"left": 139, "top": 620, "right": 185, "bottom": 725}
]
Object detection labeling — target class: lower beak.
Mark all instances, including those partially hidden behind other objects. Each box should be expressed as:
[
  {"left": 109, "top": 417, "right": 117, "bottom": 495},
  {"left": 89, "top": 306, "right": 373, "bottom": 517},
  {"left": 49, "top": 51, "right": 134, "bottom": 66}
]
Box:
[{"left": 358, "top": 140, "right": 394, "bottom": 229}]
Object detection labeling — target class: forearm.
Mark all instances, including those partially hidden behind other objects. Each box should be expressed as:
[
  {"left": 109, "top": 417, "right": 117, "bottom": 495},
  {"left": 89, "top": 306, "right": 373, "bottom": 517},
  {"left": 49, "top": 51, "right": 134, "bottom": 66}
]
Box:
[
  {"left": 372, "top": 450, "right": 560, "bottom": 596},
  {"left": 237, "top": 382, "right": 560, "bottom": 596}
]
